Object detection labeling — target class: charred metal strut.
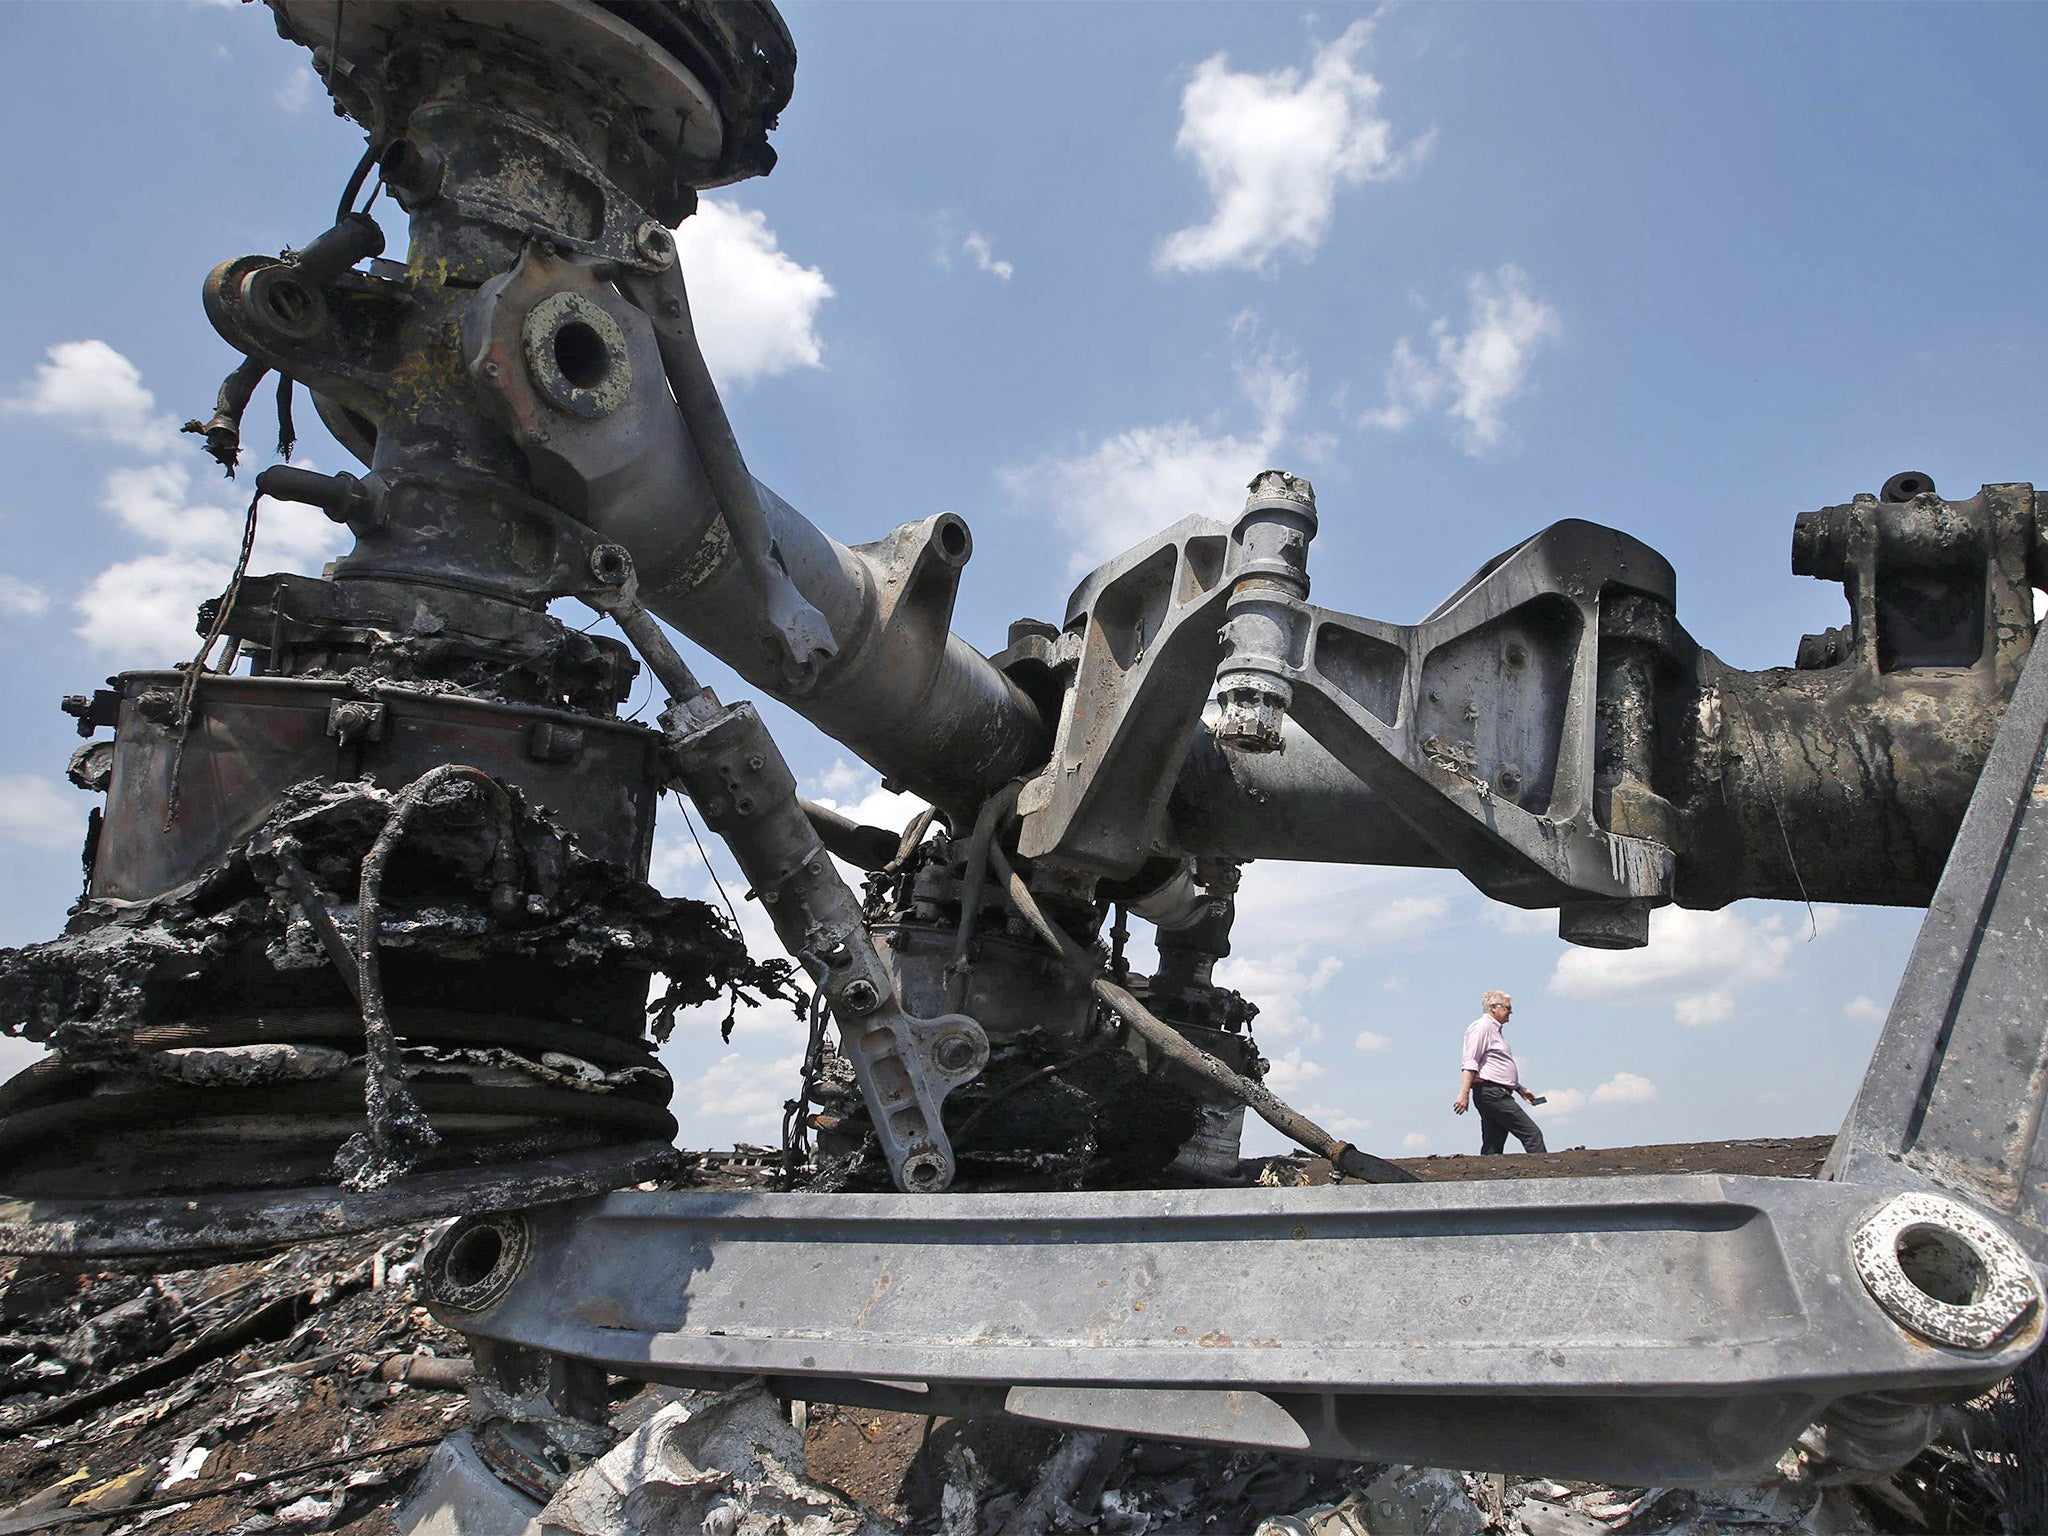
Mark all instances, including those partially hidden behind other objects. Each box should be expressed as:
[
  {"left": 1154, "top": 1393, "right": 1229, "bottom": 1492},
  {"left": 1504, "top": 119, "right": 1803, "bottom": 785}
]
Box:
[{"left": 585, "top": 551, "right": 987, "bottom": 1192}]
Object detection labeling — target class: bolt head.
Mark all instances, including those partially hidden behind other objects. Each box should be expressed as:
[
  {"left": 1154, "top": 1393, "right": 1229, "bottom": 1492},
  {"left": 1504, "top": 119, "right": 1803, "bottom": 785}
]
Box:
[
  {"left": 634, "top": 220, "right": 676, "bottom": 268},
  {"left": 588, "top": 545, "right": 633, "bottom": 587},
  {"left": 932, "top": 1028, "right": 985, "bottom": 1076}
]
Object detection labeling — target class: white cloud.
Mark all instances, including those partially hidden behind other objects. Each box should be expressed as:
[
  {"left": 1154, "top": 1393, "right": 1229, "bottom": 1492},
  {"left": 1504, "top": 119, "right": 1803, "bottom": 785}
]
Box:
[
  {"left": 1367, "top": 895, "right": 1449, "bottom": 940},
  {"left": 1262, "top": 1046, "right": 1326, "bottom": 1096},
  {"left": 1003, "top": 323, "right": 1302, "bottom": 572},
  {"left": 646, "top": 832, "right": 706, "bottom": 892},
  {"left": 275, "top": 63, "right": 318, "bottom": 114},
  {"left": 0, "top": 774, "right": 84, "bottom": 851},
  {"left": 1594, "top": 1070, "right": 1658, "bottom": 1105},
  {"left": 1216, "top": 945, "right": 1339, "bottom": 1043},
  {"left": 0, "top": 341, "right": 351, "bottom": 663},
  {"left": 1550, "top": 904, "right": 1811, "bottom": 1024},
  {"left": 806, "top": 759, "right": 930, "bottom": 843},
  {"left": 77, "top": 458, "right": 348, "bottom": 661},
  {"left": 1361, "top": 265, "right": 1560, "bottom": 454},
  {"left": 813, "top": 757, "right": 876, "bottom": 801},
  {"left": 1230, "top": 862, "right": 1450, "bottom": 954},
  {"left": 75, "top": 551, "right": 222, "bottom": 663},
  {"left": 3, "top": 339, "right": 179, "bottom": 453},
  {"left": 1842, "top": 995, "right": 1885, "bottom": 1023},
  {"left": 1482, "top": 904, "right": 1554, "bottom": 937},
  {"left": 1673, "top": 989, "right": 1735, "bottom": 1028},
  {"left": 1156, "top": 21, "right": 1427, "bottom": 275},
  {"left": 672, "top": 199, "right": 833, "bottom": 387},
  {"left": 1401, "top": 1132, "right": 1431, "bottom": 1152},
  {"left": 1198, "top": 863, "right": 1470, "bottom": 1057},
  {"left": 1306, "top": 1107, "right": 1370, "bottom": 1141},
  {"left": 675, "top": 1048, "right": 805, "bottom": 1145},
  {"left": 1544, "top": 1070, "right": 1659, "bottom": 1121},
  {"left": 0, "top": 576, "right": 50, "bottom": 618},
  {"left": 961, "top": 232, "right": 1014, "bottom": 283}
]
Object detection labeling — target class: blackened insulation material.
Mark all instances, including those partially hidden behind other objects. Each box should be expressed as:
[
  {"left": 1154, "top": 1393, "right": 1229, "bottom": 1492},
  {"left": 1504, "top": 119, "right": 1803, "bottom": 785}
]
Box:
[{"left": 0, "top": 774, "right": 785, "bottom": 1064}]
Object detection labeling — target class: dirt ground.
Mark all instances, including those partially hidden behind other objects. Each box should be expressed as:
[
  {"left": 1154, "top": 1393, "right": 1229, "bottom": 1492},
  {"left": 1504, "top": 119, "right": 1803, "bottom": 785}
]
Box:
[{"left": 1393, "top": 1133, "right": 1832, "bottom": 1183}]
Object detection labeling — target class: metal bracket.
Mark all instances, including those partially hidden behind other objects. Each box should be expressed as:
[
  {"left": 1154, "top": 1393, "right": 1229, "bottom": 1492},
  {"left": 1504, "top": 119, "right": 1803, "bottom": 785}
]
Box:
[
  {"left": 1019, "top": 515, "right": 1683, "bottom": 923},
  {"left": 660, "top": 696, "right": 986, "bottom": 1191}
]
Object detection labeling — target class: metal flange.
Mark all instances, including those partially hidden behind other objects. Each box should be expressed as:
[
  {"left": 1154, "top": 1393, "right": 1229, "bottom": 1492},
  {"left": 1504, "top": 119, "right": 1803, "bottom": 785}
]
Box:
[{"left": 1851, "top": 1191, "right": 2042, "bottom": 1350}]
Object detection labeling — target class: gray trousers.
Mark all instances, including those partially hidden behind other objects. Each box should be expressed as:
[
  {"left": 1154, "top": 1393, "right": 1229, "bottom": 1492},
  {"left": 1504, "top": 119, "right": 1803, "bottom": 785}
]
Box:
[{"left": 1475, "top": 1082, "right": 1546, "bottom": 1155}]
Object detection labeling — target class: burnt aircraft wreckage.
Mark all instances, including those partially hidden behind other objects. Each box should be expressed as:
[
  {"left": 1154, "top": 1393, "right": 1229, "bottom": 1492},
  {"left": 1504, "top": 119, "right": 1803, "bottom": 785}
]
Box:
[{"left": 1, "top": 0, "right": 2044, "bottom": 1521}]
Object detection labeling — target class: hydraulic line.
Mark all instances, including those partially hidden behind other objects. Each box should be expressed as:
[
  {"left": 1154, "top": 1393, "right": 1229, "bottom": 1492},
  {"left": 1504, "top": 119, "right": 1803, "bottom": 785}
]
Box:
[{"left": 341, "top": 764, "right": 519, "bottom": 1190}]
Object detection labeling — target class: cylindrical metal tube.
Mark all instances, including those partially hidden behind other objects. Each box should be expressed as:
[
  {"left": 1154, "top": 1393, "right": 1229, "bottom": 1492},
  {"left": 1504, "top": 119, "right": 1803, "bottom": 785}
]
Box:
[
  {"left": 626, "top": 481, "right": 1050, "bottom": 815},
  {"left": 1678, "top": 656, "right": 2007, "bottom": 910},
  {"left": 1167, "top": 722, "right": 1449, "bottom": 869}
]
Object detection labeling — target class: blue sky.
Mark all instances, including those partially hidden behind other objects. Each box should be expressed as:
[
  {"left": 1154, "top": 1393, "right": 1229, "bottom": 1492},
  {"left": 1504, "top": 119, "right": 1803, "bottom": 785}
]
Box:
[{"left": 3, "top": 3, "right": 2045, "bottom": 1160}]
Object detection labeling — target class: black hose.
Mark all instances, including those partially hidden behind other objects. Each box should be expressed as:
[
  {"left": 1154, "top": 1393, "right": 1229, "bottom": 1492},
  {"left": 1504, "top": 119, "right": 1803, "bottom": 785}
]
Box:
[
  {"left": 886, "top": 806, "right": 938, "bottom": 874},
  {"left": 799, "top": 799, "right": 902, "bottom": 870},
  {"left": 344, "top": 765, "right": 517, "bottom": 1189},
  {"left": 336, "top": 139, "right": 380, "bottom": 223},
  {"left": 181, "top": 355, "right": 270, "bottom": 475}
]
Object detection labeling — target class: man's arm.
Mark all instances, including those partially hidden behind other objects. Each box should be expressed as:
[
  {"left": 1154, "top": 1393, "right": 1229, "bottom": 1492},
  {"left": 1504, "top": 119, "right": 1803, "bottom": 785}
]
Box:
[{"left": 1453, "top": 1068, "right": 1477, "bottom": 1114}]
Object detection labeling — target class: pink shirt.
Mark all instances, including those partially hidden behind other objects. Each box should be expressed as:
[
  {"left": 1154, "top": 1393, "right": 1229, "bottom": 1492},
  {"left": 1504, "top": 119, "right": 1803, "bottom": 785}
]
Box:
[{"left": 1461, "top": 1014, "right": 1519, "bottom": 1087}]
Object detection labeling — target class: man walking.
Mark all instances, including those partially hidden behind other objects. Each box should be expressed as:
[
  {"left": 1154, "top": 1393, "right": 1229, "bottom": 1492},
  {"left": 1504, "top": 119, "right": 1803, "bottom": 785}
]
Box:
[{"left": 1453, "top": 989, "right": 1547, "bottom": 1155}]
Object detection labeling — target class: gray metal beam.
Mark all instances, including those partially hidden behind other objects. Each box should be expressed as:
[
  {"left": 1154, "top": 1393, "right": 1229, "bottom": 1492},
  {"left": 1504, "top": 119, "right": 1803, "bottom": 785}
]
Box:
[
  {"left": 1829, "top": 634, "right": 2048, "bottom": 1255},
  {"left": 431, "top": 1173, "right": 2042, "bottom": 1484}
]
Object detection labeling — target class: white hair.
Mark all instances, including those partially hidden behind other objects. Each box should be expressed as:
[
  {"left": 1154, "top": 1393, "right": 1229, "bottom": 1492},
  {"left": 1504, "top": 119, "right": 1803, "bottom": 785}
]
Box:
[{"left": 1481, "top": 989, "right": 1512, "bottom": 1010}]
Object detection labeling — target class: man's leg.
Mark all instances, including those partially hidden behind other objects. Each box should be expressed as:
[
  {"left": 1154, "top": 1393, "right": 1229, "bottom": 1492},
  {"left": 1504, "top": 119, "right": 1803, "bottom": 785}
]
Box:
[
  {"left": 1496, "top": 1093, "right": 1547, "bottom": 1154},
  {"left": 1475, "top": 1087, "right": 1511, "bottom": 1155}
]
